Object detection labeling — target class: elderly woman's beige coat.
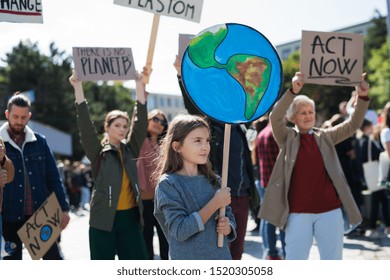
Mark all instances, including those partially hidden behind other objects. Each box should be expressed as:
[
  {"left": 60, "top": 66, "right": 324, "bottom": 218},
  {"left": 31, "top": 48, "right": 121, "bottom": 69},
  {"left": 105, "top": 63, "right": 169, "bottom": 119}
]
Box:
[{"left": 258, "top": 90, "right": 369, "bottom": 230}]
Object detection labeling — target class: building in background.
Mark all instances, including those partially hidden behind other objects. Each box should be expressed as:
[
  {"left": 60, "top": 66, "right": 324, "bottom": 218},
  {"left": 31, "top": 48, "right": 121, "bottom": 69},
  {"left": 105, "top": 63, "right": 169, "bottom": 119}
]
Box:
[
  {"left": 275, "top": 20, "right": 374, "bottom": 60},
  {"left": 0, "top": 120, "right": 72, "bottom": 156},
  {"left": 132, "top": 92, "right": 186, "bottom": 121}
]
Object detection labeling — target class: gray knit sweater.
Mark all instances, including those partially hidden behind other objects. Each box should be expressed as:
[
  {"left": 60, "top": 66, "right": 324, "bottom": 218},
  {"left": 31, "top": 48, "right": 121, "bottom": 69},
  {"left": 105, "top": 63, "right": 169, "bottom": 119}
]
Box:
[{"left": 154, "top": 173, "right": 236, "bottom": 260}]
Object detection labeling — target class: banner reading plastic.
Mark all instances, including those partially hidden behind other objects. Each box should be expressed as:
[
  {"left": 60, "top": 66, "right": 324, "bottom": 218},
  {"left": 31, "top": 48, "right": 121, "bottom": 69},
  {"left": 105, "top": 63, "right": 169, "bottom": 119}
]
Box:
[{"left": 114, "top": 0, "right": 203, "bottom": 23}]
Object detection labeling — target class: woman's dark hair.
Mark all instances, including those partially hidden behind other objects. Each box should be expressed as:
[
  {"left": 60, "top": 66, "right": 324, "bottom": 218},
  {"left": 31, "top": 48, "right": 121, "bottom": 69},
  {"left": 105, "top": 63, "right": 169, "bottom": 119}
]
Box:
[{"left": 147, "top": 109, "right": 168, "bottom": 144}]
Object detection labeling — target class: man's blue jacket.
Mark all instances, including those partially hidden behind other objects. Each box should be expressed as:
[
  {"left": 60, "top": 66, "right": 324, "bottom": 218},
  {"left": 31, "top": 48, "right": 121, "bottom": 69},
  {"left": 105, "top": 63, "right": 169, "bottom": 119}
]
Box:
[{"left": 0, "top": 123, "right": 69, "bottom": 222}]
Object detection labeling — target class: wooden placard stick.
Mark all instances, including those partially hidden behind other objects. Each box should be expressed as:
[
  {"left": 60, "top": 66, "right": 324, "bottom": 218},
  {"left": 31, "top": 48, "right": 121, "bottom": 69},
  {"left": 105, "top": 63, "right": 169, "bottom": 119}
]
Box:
[
  {"left": 217, "top": 123, "right": 231, "bottom": 247},
  {"left": 143, "top": 14, "right": 160, "bottom": 84}
]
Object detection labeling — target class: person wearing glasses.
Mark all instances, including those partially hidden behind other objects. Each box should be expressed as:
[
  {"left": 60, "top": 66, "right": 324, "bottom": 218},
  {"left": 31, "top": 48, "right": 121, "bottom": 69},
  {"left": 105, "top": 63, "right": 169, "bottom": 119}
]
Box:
[{"left": 137, "top": 109, "right": 169, "bottom": 259}]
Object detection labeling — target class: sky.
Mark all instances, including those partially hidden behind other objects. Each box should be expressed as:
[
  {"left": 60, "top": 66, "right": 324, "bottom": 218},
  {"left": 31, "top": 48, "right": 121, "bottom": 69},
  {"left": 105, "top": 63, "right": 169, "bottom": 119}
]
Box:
[{"left": 0, "top": 0, "right": 388, "bottom": 95}]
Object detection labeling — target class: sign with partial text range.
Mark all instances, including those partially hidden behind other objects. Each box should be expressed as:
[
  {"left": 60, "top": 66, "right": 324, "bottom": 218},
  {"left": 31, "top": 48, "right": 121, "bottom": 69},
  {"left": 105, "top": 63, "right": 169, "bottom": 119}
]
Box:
[
  {"left": 114, "top": 0, "right": 203, "bottom": 23},
  {"left": 0, "top": 0, "right": 43, "bottom": 23}
]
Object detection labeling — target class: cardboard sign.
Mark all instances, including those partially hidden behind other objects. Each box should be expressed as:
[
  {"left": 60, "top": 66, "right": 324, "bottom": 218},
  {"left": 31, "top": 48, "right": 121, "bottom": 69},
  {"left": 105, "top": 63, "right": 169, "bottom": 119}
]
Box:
[
  {"left": 300, "top": 30, "right": 363, "bottom": 86},
  {"left": 0, "top": 0, "right": 43, "bottom": 23},
  {"left": 114, "top": 0, "right": 203, "bottom": 23},
  {"left": 17, "top": 193, "right": 63, "bottom": 260},
  {"left": 178, "top": 33, "right": 194, "bottom": 58},
  {"left": 72, "top": 47, "right": 136, "bottom": 81}
]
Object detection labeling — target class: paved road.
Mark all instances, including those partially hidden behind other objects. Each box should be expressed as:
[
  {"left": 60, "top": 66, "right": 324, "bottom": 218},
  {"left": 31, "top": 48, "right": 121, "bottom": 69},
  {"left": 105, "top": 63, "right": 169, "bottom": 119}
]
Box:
[{"left": 21, "top": 210, "right": 390, "bottom": 260}]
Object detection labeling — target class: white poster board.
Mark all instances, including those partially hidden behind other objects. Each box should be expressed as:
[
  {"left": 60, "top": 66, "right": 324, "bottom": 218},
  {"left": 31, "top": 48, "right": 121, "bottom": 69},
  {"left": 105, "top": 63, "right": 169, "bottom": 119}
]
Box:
[
  {"left": 72, "top": 47, "right": 136, "bottom": 81},
  {"left": 0, "top": 0, "right": 43, "bottom": 23},
  {"left": 178, "top": 33, "right": 194, "bottom": 58},
  {"left": 300, "top": 30, "right": 363, "bottom": 86},
  {"left": 114, "top": 0, "right": 203, "bottom": 23}
]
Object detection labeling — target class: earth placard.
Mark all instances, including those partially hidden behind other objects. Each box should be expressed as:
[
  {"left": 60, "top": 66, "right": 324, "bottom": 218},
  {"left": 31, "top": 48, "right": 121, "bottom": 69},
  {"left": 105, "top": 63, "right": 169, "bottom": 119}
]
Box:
[{"left": 181, "top": 23, "right": 283, "bottom": 124}]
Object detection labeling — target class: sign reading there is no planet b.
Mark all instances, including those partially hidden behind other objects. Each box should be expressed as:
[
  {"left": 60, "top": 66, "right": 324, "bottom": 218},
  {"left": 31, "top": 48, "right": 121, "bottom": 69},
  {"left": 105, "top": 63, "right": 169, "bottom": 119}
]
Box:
[
  {"left": 300, "top": 30, "right": 363, "bottom": 86},
  {"left": 72, "top": 47, "right": 136, "bottom": 81}
]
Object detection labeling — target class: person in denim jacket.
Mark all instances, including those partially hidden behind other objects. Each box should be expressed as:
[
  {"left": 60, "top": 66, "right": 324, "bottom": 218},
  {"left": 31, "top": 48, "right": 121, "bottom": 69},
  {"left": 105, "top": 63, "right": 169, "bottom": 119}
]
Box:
[{"left": 0, "top": 94, "right": 70, "bottom": 260}]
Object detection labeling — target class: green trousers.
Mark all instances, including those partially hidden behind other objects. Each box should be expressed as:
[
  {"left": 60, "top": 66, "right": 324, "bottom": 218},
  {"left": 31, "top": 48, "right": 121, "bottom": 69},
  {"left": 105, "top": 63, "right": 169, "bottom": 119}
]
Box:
[{"left": 89, "top": 208, "right": 148, "bottom": 260}]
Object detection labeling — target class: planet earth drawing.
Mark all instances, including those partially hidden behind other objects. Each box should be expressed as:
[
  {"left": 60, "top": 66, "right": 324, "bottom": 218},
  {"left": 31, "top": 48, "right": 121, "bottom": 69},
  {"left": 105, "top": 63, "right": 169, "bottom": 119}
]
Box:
[
  {"left": 181, "top": 23, "right": 283, "bottom": 124},
  {"left": 40, "top": 225, "right": 52, "bottom": 242}
]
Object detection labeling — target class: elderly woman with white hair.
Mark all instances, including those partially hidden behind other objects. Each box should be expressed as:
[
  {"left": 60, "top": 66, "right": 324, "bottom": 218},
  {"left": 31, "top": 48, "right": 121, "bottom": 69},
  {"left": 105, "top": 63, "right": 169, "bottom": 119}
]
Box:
[{"left": 259, "top": 72, "right": 370, "bottom": 260}]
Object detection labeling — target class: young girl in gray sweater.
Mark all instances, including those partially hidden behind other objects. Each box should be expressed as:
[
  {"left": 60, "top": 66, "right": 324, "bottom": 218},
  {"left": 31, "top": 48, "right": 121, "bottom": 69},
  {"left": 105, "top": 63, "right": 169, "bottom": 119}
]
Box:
[{"left": 154, "top": 114, "right": 236, "bottom": 260}]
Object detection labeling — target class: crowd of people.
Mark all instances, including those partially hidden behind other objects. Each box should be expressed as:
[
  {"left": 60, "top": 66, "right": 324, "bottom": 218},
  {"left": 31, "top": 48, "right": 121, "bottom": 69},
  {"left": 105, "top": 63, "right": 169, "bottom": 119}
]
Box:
[
  {"left": 56, "top": 159, "right": 94, "bottom": 213},
  {"left": 0, "top": 57, "right": 390, "bottom": 260}
]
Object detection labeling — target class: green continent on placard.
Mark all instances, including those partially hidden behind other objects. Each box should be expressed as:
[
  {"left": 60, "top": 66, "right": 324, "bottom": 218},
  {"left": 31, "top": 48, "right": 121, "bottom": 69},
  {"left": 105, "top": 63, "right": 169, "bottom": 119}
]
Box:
[
  {"left": 227, "top": 55, "right": 271, "bottom": 119},
  {"left": 188, "top": 26, "right": 228, "bottom": 69}
]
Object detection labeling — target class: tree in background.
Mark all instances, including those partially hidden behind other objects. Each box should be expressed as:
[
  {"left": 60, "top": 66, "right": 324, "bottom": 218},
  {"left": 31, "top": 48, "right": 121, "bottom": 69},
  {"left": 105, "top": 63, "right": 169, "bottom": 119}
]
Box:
[
  {"left": 368, "top": 42, "right": 390, "bottom": 107},
  {"left": 364, "top": 13, "right": 387, "bottom": 64},
  {"left": 364, "top": 13, "right": 389, "bottom": 109}
]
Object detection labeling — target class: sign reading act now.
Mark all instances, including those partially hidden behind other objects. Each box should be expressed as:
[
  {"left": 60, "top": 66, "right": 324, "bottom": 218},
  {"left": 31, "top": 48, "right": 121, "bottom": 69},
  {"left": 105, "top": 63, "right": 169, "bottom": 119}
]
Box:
[
  {"left": 17, "top": 193, "right": 63, "bottom": 260},
  {"left": 300, "top": 30, "right": 363, "bottom": 86}
]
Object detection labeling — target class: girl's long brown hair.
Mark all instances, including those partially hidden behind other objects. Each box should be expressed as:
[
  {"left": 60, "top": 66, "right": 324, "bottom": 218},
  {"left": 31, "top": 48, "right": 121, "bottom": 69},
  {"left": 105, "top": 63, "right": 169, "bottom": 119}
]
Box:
[{"left": 152, "top": 114, "right": 218, "bottom": 186}]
